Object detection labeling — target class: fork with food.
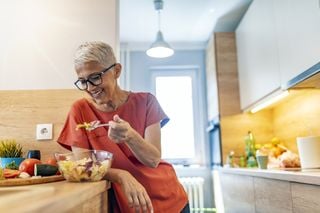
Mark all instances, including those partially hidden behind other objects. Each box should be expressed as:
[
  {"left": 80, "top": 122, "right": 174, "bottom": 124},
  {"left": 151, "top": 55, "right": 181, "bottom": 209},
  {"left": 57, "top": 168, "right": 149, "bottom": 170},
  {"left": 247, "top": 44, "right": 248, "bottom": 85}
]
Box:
[{"left": 76, "top": 120, "right": 110, "bottom": 131}]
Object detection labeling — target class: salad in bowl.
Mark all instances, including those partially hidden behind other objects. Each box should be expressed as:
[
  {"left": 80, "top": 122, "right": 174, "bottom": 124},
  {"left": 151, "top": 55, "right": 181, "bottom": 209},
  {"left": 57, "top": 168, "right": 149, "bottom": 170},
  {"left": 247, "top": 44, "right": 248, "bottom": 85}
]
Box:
[{"left": 55, "top": 150, "right": 113, "bottom": 182}]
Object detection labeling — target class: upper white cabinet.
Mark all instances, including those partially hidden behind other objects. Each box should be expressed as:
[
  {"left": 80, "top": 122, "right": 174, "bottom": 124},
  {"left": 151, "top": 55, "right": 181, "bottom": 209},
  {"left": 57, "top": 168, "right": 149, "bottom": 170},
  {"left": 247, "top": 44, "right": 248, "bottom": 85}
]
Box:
[
  {"left": 236, "top": 0, "right": 320, "bottom": 109},
  {"left": 274, "top": 0, "right": 320, "bottom": 85},
  {"left": 0, "top": 0, "right": 118, "bottom": 90},
  {"left": 236, "top": 0, "right": 280, "bottom": 110}
]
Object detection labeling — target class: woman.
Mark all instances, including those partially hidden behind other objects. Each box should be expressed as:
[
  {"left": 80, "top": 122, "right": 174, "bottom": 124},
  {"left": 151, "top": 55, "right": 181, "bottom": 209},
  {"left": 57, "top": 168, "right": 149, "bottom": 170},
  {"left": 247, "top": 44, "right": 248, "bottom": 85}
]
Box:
[{"left": 57, "top": 41, "right": 189, "bottom": 213}]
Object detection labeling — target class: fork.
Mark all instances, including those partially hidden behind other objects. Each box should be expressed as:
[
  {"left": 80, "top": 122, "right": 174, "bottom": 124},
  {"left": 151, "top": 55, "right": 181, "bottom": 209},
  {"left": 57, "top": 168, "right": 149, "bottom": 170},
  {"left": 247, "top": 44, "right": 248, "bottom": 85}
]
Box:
[{"left": 87, "top": 123, "right": 110, "bottom": 131}]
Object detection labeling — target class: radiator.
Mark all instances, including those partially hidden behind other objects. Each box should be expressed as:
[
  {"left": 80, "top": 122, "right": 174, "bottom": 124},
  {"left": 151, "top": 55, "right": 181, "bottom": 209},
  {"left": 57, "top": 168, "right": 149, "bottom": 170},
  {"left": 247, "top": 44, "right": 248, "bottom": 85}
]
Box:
[{"left": 179, "top": 177, "right": 205, "bottom": 212}]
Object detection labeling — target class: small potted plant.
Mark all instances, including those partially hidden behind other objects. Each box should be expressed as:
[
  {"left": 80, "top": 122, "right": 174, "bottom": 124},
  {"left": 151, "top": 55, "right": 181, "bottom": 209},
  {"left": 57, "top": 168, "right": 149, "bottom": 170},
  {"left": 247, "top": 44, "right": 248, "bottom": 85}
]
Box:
[{"left": 0, "top": 139, "right": 24, "bottom": 169}]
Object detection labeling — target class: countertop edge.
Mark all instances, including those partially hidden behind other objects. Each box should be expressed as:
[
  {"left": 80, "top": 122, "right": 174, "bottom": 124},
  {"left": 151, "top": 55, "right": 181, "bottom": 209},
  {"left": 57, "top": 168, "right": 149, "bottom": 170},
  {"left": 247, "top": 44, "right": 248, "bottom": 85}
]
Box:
[
  {"left": 219, "top": 167, "right": 320, "bottom": 185},
  {"left": 0, "top": 180, "right": 110, "bottom": 212}
]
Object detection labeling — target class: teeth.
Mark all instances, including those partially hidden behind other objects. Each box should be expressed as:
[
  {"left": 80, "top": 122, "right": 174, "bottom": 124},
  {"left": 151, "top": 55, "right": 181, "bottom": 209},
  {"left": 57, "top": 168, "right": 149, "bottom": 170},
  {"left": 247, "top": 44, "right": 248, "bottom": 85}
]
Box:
[{"left": 92, "top": 90, "right": 102, "bottom": 98}]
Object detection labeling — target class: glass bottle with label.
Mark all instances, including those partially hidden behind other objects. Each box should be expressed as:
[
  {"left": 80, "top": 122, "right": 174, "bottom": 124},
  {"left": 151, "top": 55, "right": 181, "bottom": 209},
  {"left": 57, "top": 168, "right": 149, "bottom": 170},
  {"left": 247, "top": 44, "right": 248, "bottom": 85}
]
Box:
[{"left": 245, "top": 131, "right": 257, "bottom": 167}]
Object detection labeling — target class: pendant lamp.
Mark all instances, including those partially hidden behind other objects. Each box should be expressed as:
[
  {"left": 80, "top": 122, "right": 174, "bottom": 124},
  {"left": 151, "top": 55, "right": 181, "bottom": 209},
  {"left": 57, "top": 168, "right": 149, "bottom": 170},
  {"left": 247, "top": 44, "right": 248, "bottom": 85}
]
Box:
[{"left": 146, "top": 0, "right": 174, "bottom": 58}]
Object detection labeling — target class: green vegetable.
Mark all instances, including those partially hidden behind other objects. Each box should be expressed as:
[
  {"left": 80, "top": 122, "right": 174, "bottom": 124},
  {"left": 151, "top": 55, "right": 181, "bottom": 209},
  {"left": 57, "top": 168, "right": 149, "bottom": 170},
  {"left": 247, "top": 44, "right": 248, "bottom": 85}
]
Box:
[
  {"left": 0, "top": 139, "right": 23, "bottom": 158},
  {"left": 34, "top": 164, "right": 58, "bottom": 176},
  {"left": 5, "top": 161, "right": 19, "bottom": 170}
]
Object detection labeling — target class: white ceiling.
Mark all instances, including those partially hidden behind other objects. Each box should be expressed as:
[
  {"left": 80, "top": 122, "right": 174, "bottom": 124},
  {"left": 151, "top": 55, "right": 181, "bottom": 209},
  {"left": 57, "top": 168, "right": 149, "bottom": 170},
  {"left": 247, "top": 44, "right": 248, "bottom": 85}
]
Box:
[{"left": 119, "top": 0, "right": 252, "bottom": 48}]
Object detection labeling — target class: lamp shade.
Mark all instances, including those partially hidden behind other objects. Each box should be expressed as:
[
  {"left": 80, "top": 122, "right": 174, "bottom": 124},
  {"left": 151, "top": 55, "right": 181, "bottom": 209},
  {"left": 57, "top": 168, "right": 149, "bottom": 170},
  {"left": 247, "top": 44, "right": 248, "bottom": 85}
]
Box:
[{"left": 146, "top": 31, "right": 174, "bottom": 58}]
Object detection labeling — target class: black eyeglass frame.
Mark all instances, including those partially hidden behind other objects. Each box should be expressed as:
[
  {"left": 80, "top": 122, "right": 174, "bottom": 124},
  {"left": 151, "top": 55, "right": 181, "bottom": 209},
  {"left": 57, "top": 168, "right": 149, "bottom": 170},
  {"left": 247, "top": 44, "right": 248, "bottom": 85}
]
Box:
[{"left": 74, "top": 63, "right": 116, "bottom": 90}]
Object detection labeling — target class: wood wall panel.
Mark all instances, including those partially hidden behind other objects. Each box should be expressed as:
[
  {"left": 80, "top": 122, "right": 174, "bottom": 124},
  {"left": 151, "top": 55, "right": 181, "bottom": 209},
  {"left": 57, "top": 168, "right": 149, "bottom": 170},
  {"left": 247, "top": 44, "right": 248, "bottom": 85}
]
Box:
[
  {"left": 272, "top": 89, "right": 320, "bottom": 153},
  {"left": 0, "top": 90, "right": 86, "bottom": 161},
  {"left": 220, "top": 110, "right": 273, "bottom": 164},
  {"left": 215, "top": 32, "right": 241, "bottom": 116},
  {"left": 220, "top": 89, "right": 320, "bottom": 164}
]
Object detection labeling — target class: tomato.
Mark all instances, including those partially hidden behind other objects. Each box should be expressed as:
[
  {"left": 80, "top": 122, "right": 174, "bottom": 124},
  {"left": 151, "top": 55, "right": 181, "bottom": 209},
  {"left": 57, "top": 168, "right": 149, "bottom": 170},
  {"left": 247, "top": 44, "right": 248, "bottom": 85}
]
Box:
[
  {"left": 19, "top": 158, "right": 42, "bottom": 176},
  {"left": 44, "top": 157, "right": 58, "bottom": 167},
  {"left": 3, "top": 169, "right": 21, "bottom": 178}
]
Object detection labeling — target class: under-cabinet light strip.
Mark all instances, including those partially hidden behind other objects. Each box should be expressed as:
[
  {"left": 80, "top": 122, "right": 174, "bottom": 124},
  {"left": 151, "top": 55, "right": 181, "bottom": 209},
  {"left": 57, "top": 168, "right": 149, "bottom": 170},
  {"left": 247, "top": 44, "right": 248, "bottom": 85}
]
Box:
[{"left": 250, "top": 90, "right": 289, "bottom": 113}]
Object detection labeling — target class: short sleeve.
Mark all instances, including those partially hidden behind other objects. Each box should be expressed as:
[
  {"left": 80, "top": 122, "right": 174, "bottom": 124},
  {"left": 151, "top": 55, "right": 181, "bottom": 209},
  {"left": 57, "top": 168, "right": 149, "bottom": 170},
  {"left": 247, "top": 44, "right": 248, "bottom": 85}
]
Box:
[
  {"left": 146, "top": 93, "right": 169, "bottom": 128},
  {"left": 57, "top": 101, "right": 91, "bottom": 150}
]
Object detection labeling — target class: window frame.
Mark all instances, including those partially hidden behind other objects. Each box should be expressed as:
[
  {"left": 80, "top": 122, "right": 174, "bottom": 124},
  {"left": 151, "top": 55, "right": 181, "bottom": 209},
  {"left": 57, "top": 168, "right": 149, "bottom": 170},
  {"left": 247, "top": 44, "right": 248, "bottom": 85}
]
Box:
[{"left": 150, "top": 65, "right": 206, "bottom": 166}]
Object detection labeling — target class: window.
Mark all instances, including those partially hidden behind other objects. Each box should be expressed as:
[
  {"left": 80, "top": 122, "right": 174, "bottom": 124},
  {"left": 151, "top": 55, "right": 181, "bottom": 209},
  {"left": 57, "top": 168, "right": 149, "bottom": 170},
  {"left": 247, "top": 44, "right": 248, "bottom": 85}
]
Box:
[{"left": 151, "top": 66, "right": 205, "bottom": 165}]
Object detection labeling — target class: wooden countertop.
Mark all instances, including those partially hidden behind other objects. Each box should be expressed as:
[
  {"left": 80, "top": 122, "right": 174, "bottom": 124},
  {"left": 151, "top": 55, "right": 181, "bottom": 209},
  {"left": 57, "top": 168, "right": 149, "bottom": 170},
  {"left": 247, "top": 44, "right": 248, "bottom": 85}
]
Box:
[
  {"left": 0, "top": 180, "right": 110, "bottom": 212},
  {"left": 219, "top": 167, "right": 320, "bottom": 185}
]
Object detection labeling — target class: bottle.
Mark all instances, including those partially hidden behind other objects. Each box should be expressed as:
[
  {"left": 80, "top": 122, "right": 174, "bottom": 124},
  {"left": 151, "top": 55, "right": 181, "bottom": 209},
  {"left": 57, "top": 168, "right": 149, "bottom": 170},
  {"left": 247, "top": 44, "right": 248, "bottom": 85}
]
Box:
[
  {"left": 239, "top": 155, "right": 246, "bottom": 168},
  {"left": 245, "top": 131, "right": 257, "bottom": 167},
  {"left": 226, "top": 151, "right": 235, "bottom": 168}
]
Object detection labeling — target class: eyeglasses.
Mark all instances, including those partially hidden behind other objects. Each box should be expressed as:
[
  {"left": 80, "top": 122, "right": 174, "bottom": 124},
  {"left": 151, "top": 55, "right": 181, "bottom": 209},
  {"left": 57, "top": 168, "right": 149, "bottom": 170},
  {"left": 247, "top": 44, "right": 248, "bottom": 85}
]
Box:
[{"left": 74, "top": 63, "right": 116, "bottom": 90}]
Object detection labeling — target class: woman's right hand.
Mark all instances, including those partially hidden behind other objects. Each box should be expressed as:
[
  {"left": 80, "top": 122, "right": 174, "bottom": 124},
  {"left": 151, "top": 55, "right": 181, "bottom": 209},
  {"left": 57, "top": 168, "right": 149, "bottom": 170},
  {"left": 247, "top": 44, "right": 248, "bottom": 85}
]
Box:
[{"left": 118, "top": 170, "right": 154, "bottom": 213}]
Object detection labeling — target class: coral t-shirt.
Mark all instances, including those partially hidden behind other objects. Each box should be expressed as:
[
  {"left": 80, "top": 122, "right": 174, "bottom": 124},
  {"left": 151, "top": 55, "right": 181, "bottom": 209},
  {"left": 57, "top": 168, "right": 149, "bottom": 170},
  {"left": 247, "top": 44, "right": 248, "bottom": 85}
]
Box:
[{"left": 57, "top": 92, "right": 188, "bottom": 213}]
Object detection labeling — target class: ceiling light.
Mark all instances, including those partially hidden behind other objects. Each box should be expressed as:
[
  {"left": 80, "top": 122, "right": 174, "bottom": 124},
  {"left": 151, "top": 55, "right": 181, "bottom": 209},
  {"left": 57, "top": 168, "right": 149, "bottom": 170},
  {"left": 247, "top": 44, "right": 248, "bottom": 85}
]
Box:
[{"left": 146, "top": 0, "right": 174, "bottom": 58}]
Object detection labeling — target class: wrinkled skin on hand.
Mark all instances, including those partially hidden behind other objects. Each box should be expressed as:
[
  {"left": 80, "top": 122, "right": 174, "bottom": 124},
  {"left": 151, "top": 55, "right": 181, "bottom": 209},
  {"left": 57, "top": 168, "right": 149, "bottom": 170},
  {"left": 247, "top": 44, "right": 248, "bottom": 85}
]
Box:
[
  {"left": 108, "top": 114, "right": 133, "bottom": 143},
  {"left": 119, "top": 171, "right": 154, "bottom": 213}
]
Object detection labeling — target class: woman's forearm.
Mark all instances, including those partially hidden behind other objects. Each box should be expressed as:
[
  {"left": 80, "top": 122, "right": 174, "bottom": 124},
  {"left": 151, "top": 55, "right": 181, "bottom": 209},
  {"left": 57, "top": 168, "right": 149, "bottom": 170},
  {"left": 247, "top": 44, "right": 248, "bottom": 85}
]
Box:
[{"left": 125, "top": 130, "right": 161, "bottom": 168}]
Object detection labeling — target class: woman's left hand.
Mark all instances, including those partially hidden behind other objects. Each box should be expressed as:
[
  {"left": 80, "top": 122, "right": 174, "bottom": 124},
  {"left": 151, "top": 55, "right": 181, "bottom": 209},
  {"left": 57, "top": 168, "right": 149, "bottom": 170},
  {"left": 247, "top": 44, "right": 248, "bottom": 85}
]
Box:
[
  {"left": 108, "top": 114, "right": 161, "bottom": 168},
  {"left": 108, "top": 114, "right": 132, "bottom": 143}
]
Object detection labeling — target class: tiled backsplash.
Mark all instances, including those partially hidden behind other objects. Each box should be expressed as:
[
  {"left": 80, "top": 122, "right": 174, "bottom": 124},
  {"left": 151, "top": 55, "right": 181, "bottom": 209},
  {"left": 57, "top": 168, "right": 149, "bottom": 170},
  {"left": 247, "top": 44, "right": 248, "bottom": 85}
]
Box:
[{"left": 0, "top": 90, "right": 85, "bottom": 161}]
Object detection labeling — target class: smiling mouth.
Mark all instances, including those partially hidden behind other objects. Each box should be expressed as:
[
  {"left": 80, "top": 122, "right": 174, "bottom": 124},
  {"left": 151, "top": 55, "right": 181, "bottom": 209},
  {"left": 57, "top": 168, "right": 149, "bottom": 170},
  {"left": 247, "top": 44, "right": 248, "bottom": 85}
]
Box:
[{"left": 90, "top": 89, "right": 104, "bottom": 98}]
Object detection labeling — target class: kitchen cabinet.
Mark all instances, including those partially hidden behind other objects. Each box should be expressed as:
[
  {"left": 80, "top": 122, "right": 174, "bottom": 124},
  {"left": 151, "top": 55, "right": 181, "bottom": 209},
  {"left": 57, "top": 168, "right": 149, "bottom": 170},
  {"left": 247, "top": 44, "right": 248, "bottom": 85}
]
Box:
[
  {"left": 236, "top": 0, "right": 280, "bottom": 110},
  {"left": 0, "top": 0, "right": 118, "bottom": 90},
  {"left": 219, "top": 168, "right": 320, "bottom": 213},
  {"left": 274, "top": 0, "right": 320, "bottom": 85},
  {"left": 254, "top": 177, "right": 292, "bottom": 213},
  {"left": 206, "top": 32, "right": 241, "bottom": 119},
  {"left": 236, "top": 0, "right": 320, "bottom": 110},
  {"left": 219, "top": 173, "right": 255, "bottom": 213},
  {"left": 291, "top": 182, "right": 320, "bottom": 212},
  {"left": 206, "top": 35, "right": 219, "bottom": 120}
]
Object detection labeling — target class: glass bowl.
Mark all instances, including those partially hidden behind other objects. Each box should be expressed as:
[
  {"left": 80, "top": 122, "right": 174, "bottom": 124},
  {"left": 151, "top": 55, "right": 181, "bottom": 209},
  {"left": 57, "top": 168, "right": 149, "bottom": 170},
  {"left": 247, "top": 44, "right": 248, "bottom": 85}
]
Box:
[{"left": 55, "top": 150, "right": 113, "bottom": 182}]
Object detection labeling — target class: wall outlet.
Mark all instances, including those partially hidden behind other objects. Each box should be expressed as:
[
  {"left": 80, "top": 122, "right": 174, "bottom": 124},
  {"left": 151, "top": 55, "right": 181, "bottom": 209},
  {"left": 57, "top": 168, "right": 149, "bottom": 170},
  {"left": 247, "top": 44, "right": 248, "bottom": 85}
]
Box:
[{"left": 36, "top": 123, "right": 53, "bottom": 140}]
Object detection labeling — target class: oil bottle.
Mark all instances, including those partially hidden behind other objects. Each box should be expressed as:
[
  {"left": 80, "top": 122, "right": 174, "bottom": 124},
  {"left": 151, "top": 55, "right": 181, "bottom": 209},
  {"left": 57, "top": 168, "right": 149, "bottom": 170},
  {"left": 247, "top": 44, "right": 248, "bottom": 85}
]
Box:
[{"left": 245, "top": 131, "right": 257, "bottom": 167}]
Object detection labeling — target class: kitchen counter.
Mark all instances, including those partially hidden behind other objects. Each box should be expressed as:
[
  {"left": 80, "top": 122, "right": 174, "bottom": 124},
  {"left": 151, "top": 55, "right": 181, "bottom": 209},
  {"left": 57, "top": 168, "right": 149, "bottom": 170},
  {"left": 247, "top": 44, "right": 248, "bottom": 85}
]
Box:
[
  {"left": 218, "top": 167, "right": 320, "bottom": 212},
  {"left": 220, "top": 167, "right": 320, "bottom": 185},
  {"left": 0, "top": 180, "right": 110, "bottom": 212}
]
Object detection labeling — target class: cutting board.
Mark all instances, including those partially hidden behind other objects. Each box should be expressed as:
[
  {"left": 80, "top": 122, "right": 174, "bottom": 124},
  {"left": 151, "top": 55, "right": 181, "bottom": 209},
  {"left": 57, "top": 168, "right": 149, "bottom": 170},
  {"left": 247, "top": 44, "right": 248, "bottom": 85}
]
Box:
[{"left": 0, "top": 175, "right": 65, "bottom": 186}]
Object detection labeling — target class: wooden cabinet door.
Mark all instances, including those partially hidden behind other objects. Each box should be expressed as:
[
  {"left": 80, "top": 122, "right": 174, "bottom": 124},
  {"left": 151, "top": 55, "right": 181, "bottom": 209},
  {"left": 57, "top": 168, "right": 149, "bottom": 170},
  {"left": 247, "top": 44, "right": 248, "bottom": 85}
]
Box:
[
  {"left": 253, "top": 177, "right": 293, "bottom": 213},
  {"left": 274, "top": 0, "right": 320, "bottom": 85},
  {"left": 219, "top": 173, "right": 255, "bottom": 213},
  {"left": 236, "top": 0, "right": 280, "bottom": 110},
  {"left": 206, "top": 32, "right": 241, "bottom": 119},
  {"left": 291, "top": 182, "right": 320, "bottom": 213}
]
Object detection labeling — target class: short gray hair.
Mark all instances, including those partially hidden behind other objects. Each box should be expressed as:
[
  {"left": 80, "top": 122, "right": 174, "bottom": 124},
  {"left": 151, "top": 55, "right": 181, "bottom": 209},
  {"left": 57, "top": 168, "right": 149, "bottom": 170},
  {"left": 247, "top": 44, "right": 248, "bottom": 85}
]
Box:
[{"left": 74, "top": 41, "right": 116, "bottom": 69}]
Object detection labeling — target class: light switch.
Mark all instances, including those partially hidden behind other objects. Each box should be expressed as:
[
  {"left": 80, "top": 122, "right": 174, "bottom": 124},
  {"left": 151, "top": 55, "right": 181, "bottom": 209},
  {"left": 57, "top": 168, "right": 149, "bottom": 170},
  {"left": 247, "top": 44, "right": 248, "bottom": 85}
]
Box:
[{"left": 36, "top": 123, "right": 53, "bottom": 140}]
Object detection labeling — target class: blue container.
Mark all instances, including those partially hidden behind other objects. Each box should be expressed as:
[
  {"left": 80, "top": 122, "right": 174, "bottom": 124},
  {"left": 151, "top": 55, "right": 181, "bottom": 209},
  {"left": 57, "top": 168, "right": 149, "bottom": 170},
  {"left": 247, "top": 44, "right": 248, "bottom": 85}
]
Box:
[{"left": 0, "top": 157, "right": 25, "bottom": 168}]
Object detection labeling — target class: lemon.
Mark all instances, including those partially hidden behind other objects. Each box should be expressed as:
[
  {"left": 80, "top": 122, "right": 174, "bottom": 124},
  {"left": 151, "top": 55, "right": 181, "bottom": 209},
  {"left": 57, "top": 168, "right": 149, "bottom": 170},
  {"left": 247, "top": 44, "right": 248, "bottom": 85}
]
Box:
[
  {"left": 255, "top": 143, "right": 262, "bottom": 150},
  {"left": 271, "top": 137, "right": 280, "bottom": 145}
]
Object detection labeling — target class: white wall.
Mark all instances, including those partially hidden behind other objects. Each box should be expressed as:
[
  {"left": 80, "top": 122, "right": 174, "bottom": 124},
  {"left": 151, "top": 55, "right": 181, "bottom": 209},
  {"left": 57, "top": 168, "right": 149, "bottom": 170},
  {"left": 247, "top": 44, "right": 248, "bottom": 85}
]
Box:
[{"left": 0, "top": 0, "right": 118, "bottom": 90}]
